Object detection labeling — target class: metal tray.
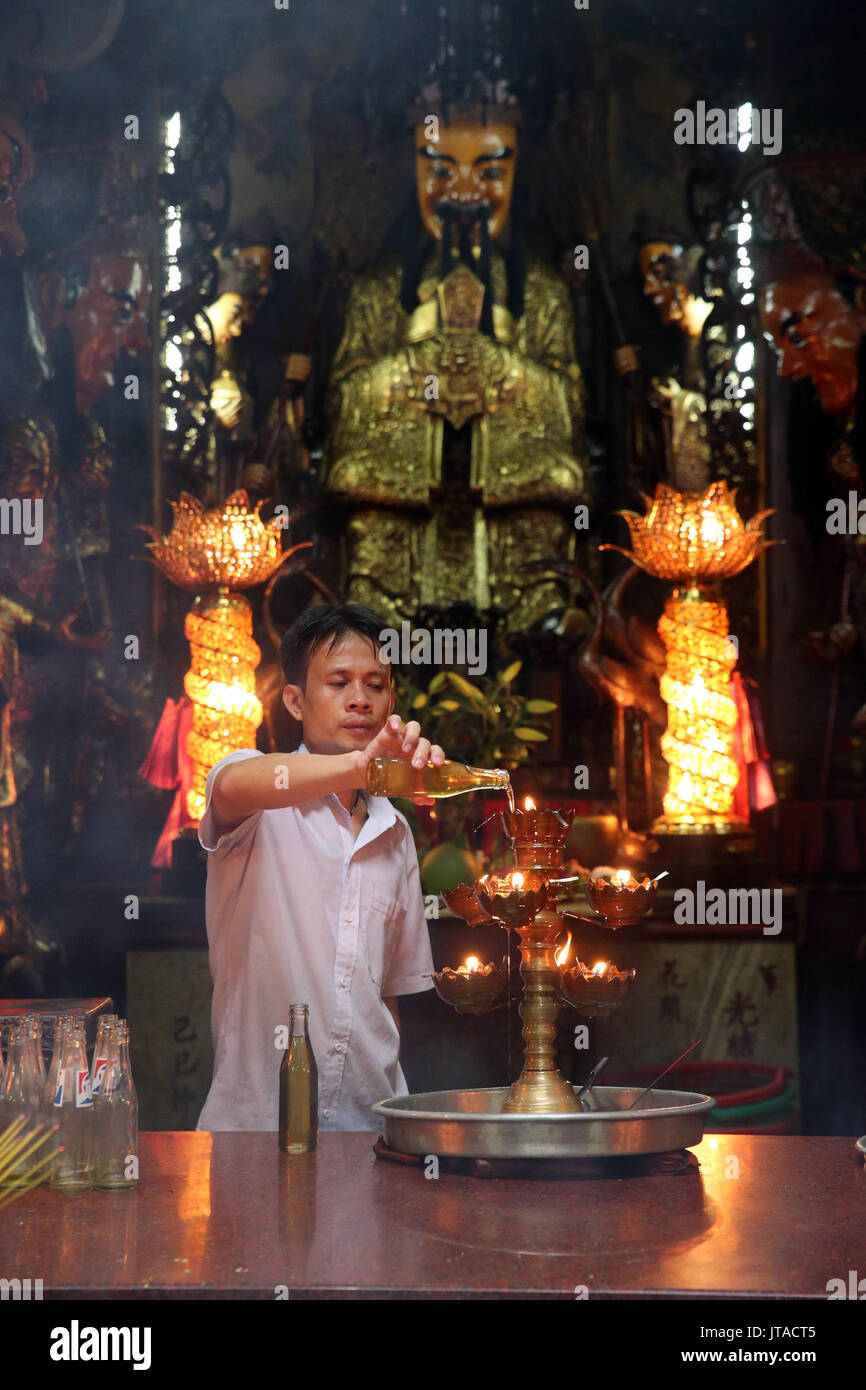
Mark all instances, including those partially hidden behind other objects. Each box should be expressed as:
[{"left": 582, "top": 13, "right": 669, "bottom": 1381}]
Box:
[{"left": 373, "top": 1085, "right": 715, "bottom": 1160}]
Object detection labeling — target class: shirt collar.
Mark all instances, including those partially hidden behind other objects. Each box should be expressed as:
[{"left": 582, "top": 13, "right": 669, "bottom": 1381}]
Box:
[{"left": 295, "top": 740, "right": 396, "bottom": 835}]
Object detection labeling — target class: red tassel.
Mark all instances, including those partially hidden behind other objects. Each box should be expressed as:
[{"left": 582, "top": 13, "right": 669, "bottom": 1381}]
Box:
[{"left": 138, "top": 698, "right": 182, "bottom": 788}]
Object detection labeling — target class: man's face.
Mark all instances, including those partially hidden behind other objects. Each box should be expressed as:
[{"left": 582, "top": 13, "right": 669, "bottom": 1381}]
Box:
[
  {"left": 415, "top": 119, "right": 517, "bottom": 246},
  {"left": 0, "top": 109, "right": 35, "bottom": 258},
  {"left": 42, "top": 252, "right": 150, "bottom": 411},
  {"left": 282, "top": 631, "right": 394, "bottom": 755},
  {"left": 639, "top": 241, "right": 688, "bottom": 326},
  {"left": 759, "top": 271, "right": 865, "bottom": 415}
]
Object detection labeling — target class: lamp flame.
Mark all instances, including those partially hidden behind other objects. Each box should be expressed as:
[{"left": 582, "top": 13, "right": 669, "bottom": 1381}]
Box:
[
  {"left": 592, "top": 960, "right": 608, "bottom": 976},
  {"left": 464, "top": 956, "right": 480, "bottom": 974},
  {"left": 512, "top": 871, "right": 524, "bottom": 890},
  {"left": 524, "top": 796, "right": 536, "bottom": 811},
  {"left": 554, "top": 932, "right": 572, "bottom": 967}
]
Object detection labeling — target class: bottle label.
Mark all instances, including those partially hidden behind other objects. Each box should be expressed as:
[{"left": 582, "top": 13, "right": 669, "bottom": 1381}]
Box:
[
  {"left": 91, "top": 1057, "right": 108, "bottom": 1096},
  {"left": 75, "top": 1068, "right": 93, "bottom": 1107},
  {"left": 53, "top": 1075, "right": 64, "bottom": 1107}
]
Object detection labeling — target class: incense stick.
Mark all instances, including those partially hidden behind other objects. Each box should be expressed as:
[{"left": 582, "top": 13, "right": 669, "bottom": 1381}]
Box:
[{"left": 626, "top": 1039, "right": 701, "bottom": 1111}]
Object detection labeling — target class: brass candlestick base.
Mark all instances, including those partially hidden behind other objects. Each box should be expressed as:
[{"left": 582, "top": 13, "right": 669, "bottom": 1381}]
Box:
[{"left": 502, "top": 908, "right": 581, "bottom": 1115}]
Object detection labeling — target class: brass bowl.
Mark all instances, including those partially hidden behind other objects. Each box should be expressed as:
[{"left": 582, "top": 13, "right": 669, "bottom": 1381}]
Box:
[
  {"left": 584, "top": 877, "right": 657, "bottom": 927},
  {"left": 433, "top": 958, "right": 508, "bottom": 1015},
  {"left": 440, "top": 882, "right": 495, "bottom": 926},
  {"left": 476, "top": 875, "right": 551, "bottom": 929},
  {"left": 560, "top": 960, "right": 636, "bottom": 1017}
]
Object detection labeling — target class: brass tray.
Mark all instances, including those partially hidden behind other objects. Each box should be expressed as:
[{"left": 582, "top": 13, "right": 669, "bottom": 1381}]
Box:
[{"left": 373, "top": 1085, "right": 714, "bottom": 1160}]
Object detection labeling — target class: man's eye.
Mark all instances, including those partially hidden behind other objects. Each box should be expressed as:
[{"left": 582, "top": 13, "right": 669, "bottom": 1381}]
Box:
[
  {"left": 431, "top": 163, "right": 452, "bottom": 179},
  {"left": 481, "top": 166, "right": 503, "bottom": 180}
]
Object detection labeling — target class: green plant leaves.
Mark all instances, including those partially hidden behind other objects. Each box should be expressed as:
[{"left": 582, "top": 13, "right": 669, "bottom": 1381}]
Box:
[
  {"left": 514, "top": 727, "right": 548, "bottom": 742},
  {"left": 524, "top": 699, "right": 557, "bottom": 714},
  {"left": 498, "top": 660, "right": 522, "bottom": 686}
]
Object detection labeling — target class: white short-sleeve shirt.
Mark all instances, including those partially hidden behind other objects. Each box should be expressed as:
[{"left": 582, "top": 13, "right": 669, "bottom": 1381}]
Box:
[{"left": 195, "top": 742, "right": 434, "bottom": 1132}]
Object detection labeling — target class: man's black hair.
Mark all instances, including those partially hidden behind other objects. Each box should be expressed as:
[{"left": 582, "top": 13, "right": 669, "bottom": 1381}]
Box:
[{"left": 279, "top": 603, "right": 391, "bottom": 688}]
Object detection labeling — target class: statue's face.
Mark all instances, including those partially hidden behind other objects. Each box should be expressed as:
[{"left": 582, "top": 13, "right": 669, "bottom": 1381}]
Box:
[
  {"left": 414, "top": 119, "right": 517, "bottom": 245},
  {"left": 207, "top": 291, "right": 252, "bottom": 343},
  {"left": 41, "top": 252, "right": 150, "bottom": 410},
  {"left": 638, "top": 241, "right": 689, "bottom": 325},
  {"left": 235, "top": 243, "right": 273, "bottom": 300},
  {"left": 759, "top": 269, "right": 866, "bottom": 415},
  {"left": 0, "top": 110, "right": 35, "bottom": 258}
]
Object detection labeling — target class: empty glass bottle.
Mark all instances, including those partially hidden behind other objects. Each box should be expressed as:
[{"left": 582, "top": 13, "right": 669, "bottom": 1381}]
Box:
[
  {"left": 93, "top": 1020, "right": 138, "bottom": 1189},
  {"left": 1, "top": 1021, "right": 44, "bottom": 1182},
  {"left": 43, "top": 1016, "right": 65, "bottom": 1110},
  {"left": 90, "top": 1014, "right": 119, "bottom": 1100},
  {"left": 49, "top": 1017, "right": 93, "bottom": 1193},
  {"left": 22, "top": 1014, "right": 45, "bottom": 1087},
  {"left": 279, "top": 1004, "right": 318, "bottom": 1154}
]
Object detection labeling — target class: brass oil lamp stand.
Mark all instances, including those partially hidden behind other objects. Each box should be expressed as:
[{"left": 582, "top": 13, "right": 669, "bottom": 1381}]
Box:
[{"left": 436, "top": 804, "right": 656, "bottom": 1115}]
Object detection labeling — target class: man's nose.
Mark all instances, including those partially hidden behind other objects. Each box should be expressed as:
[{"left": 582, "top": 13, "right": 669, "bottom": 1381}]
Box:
[{"left": 346, "top": 685, "right": 371, "bottom": 706}]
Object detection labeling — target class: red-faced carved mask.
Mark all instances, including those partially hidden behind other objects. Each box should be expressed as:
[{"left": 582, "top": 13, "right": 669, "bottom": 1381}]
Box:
[{"left": 759, "top": 253, "right": 866, "bottom": 416}]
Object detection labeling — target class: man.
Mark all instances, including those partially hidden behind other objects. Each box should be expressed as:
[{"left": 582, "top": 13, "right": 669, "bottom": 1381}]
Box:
[{"left": 196, "top": 603, "right": 443, "bottom": 1132}]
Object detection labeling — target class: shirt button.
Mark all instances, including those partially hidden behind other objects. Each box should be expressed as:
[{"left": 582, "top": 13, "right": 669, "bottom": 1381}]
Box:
[
  {"left": 344, "top": 913, "right": 352, "bottom": 922},
  {"left": 340, "top": 978, "right": 349, "bottom": 989},
  {"left": 334, "top": 1043, "right": 344, "bottom": 1053},
  {"left": 323, "top": 1109, "right": 331, "bottom": 1118}
]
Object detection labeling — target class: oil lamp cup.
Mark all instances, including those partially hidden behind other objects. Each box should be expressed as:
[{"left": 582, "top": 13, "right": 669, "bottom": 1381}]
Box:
[
  {"left": 501, "top": 807, "right": 576, "bottom": 872},
  {"left": 433, "top": 958, "right": 508, "bottom": 1015},
  {"left": 475, "top": 872, "right": 550, "bottom": 931},
  {"left": 584, "top": 872, "right": 658, "bottom": 928},
  {"left": 440, "top": 883, "right": 495, "bottom": 926},
  {"left": 560, "top": 959, "right": 636, "bottom": 1017}
]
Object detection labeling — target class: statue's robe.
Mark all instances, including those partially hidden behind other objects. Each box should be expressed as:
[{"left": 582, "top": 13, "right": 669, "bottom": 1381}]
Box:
[{"left": 323, "top": 245, "right": 590, "bottom": 634}]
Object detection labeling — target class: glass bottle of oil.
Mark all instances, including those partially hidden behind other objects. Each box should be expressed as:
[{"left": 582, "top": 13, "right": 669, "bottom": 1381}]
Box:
[
  {"left": 279, "top": 1004, "right": 318, "bottom": 1154},
  {"left": 365, "top": 757, "right": 511, "bottom": 801}
]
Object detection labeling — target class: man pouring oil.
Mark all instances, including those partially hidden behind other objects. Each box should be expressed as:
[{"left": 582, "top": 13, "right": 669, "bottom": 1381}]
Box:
[{"left": 196, "top": 603, "right": 508, "bottom": 1139}]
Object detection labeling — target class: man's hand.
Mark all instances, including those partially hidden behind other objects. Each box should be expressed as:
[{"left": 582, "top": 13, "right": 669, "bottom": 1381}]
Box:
[{"left": 360, "top": 714, "right": 446, "bottom": 805}]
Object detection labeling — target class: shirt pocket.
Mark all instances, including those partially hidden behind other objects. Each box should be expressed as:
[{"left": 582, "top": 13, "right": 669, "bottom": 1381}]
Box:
[{"left": 363, "top": 885, "right": 407, "bottom": 992}]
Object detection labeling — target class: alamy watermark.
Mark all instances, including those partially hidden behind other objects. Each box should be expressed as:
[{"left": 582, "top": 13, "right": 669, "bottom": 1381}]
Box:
[
  {"left": 826, "top": 493, "right": 866, "bottom": 535},
  {"left": 378, "top": 622, "right": 487, "bottom": 676},
  {"left": 0, "top": 497, "right": 42, "bottom": 545},
  {"left": 673, "top": 881, "right": 782, "bottom": 935},
  {"left": 674, "top": 101, "right": 782, "bottom": 157}
]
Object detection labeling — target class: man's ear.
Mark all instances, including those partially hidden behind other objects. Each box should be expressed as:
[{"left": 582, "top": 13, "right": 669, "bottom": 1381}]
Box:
[{"left": 282, "top": 683, "right": 303, "bottom": 722}]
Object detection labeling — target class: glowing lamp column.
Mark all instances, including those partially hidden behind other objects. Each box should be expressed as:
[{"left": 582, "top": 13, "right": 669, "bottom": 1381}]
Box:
[
  {"left": 605, "top": 483, "right": 773, "bottom": 834},
  {"left": 143, "top": 490, "right": 310, "bottom": 821}
]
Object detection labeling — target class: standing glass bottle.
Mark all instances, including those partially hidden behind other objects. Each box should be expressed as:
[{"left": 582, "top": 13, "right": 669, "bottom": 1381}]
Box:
[
  {"left": 279, "top": 1004, "right": 318, "bottom": 1154},
  {"left": 49, "top": 1017, "right": 93, "bottom": 1192},
  {"left": 94, "top": 1021, "right": 138, "bottom": 1189},
  {"left": 1, "top": 1021, "right": 43, "bottom": 1181},
  {"left": 89, "top": 1014, "right": 119, "bottom": 1100},
  {"left": 23, "top": 1014, "right": 45, "bottom": 1087}
]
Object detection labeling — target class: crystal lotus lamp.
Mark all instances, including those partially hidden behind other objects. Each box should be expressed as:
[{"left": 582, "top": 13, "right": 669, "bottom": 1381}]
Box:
[
  {"left": 605, "top": 482, "right": 774, "bottom": 834},
  {"left": 144, "top": 490, "right": 310, "bottom": 821}
]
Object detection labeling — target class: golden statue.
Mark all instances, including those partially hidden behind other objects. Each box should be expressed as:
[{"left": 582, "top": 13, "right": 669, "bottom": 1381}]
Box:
[
  {"left": 615, "top": 235, "right": 714, "bottom": 495},
  {"left": 322, "top": 108, "right": 589, "bottom": 637}
]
